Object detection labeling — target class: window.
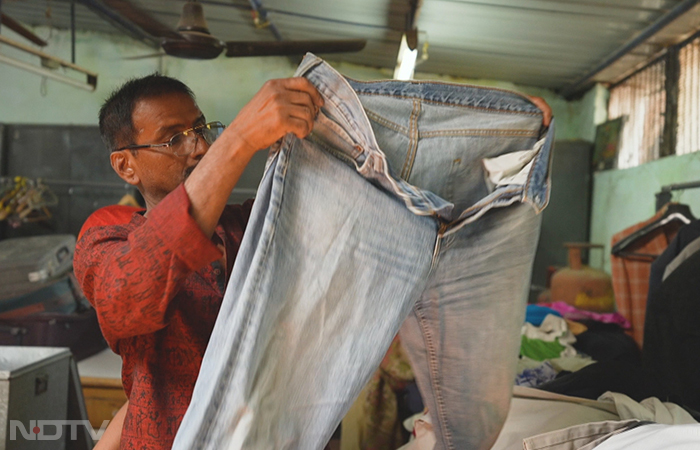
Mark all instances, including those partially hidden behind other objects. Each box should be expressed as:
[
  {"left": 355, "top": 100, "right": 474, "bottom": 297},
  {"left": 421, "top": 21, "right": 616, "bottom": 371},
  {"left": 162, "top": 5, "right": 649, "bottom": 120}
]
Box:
[
  {"left": 677, "top": 37, "right": 700, "bottom": 155},
  {"left": 607, "top": 60, "right": 666, "bottom": 169}
]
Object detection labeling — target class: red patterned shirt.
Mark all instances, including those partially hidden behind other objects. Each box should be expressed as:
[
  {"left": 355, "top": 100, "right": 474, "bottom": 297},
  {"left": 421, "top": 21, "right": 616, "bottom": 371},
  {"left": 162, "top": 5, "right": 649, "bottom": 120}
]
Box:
[{"left": 74, "top": 184, "right": 253, "bottom": 450}]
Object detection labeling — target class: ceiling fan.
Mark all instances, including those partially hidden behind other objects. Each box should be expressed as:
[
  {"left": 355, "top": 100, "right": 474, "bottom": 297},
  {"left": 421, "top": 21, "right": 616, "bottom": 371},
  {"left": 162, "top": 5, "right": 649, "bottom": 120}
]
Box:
[{"left": 109, "top": 0, "right": 366, "bottom": 60}]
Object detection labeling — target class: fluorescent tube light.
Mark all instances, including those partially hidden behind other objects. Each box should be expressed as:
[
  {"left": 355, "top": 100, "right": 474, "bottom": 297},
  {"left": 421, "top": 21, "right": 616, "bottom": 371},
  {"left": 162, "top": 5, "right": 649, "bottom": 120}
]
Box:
[
  {"left": 394, "top": 33, "right": 417, "bottom": 81},
  {"left": 0, "top": 53, "right": 95, "bottom": 91},
  {"left": 0, "top": 34, "right": 97, "bottom": 91}
]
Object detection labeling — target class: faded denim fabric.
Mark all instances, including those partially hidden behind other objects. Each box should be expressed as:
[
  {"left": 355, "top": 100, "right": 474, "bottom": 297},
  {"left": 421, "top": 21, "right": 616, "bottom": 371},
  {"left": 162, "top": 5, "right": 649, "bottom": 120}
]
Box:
[{"left": 172, "top": 54, "right": 553, "bottom": 450}]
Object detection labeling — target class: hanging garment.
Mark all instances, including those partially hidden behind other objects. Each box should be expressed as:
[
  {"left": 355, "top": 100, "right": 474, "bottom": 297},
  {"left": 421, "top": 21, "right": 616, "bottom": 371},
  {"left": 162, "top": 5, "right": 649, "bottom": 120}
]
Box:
[
  {"left": 610, "top": 210, "right": 682, "bottom": 347},
  {"left": 663, "top": 235, "right": 700, "bottom": 280},
  {"left": 172, "top": 54, "right": 553, "bottom": 450},
  {"left": 647, "top": 220, "right": 700, "bottom": 296},
  {"left": 644, "top": 249, "right": 700, "bottom": 412}
]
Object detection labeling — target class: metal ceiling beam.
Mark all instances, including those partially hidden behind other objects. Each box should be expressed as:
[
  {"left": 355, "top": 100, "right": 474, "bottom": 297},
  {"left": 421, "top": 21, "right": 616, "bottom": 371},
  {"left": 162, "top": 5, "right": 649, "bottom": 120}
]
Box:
[
  {"left": 248, "top": 0, "right": 283, "bottom": 41},
  {"left": 559, "top": 0, "right": 700, "bottom": 100},
  {"left": 71, "top": 0, "right": 76, "bottom": 63},
  {"left": 77, "top": 0, "right": 162, "bottom": 49},
  {"left": 405, "top": 0, "right": 423, "bottom": 49},
  {"left": 1, "top": 13, "right": 49, "bottom": 46},
  {"left": 0, "top": 34, "right": 97, "bottom": 90}
]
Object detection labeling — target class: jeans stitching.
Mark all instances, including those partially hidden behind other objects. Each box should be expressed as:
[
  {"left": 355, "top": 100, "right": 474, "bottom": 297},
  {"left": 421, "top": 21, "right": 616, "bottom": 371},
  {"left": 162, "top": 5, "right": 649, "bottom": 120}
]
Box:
[
  {"left": 365, "top": 109, "right": 539, "bottom": 139},
  {"left": 348, "top": 77, "right": 539, "bottom": 107},
  {"left": 401, "top": 100, "right": 421, "bottom": 180},
  {"left": 310, "top": 59, "right": 549, "bottom": 219},
  {"left": 523, "top": 134, "right": 551, "bottom": 212},
  {"left": 420, "top": 129, "right": 539, "bottom": 138},
  {"left": 308, "top": 134, "right": 356, "bottom": 167},
  {"left": 414, "top": 291, "right": 455, "bottom": 450},
  {"left": 313, "top": 77, "right": 358, "bottom": 140},
  {"left": 365, "top": 109, "right": 409, "bottom": 135},
  {"left": 193, "top": 144, "right": 290, "bottom": 449},
  {"left": 356, "top": 91, "right": 542, "bottom": 116}
]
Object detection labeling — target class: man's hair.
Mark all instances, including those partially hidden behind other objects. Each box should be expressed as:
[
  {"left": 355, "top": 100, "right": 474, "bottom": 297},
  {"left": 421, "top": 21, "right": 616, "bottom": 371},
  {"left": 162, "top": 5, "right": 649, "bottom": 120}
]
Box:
[{"left": 98, "top": 73, "right": 195, "bottom": 152}]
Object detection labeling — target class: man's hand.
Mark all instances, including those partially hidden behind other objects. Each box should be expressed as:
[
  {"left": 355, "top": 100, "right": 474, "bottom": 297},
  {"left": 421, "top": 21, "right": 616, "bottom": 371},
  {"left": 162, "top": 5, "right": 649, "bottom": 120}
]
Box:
[
  {"left": 184, "top": 77, "right": 323, "bottom": 237},
  {"left": 527, "top": 96, "right": 552, "bottom": 127},
  {"left": 226, "top": 77, "right": 324, "bottom": 157}
]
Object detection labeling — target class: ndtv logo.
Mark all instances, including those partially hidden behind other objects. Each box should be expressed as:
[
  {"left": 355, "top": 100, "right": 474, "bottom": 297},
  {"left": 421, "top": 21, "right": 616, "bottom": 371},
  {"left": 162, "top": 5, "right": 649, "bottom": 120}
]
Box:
[{"left": 9, "top": 420, "right": 110, "bottom": 441}]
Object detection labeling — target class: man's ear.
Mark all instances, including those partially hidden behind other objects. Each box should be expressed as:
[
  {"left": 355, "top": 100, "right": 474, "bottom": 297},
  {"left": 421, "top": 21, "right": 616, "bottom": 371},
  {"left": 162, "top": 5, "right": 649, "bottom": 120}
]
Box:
[{"left": 110, "top": 151, "right": 141, "bottom": 186}]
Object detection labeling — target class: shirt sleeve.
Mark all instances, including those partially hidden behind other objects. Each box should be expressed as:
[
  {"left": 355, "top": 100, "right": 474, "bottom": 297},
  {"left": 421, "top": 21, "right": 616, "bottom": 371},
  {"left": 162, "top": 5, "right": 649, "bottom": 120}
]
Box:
[{"left": 74, "top": 184, "right": 222, "bottom": 346}]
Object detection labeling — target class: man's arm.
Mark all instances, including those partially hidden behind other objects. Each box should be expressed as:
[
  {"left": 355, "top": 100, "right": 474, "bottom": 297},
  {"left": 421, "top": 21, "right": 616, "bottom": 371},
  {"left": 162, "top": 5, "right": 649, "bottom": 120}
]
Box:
[
  {"left": 185, "top": 77, "right": 323, "bottom": 237},
  {"left": 93, "top": 401, "right": 128, "bottom": 450},
  {"left": 75, "top": 78, "right": 322, "bottom": 344},
  {"left": 75, "top": 185, "right": 224, "bottom": 343}
]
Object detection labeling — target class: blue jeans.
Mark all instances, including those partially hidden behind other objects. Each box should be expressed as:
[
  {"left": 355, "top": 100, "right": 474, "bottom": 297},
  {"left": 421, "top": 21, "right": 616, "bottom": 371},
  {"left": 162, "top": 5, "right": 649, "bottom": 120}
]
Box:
[{"left": 172, "top": 54, "right": 553, "bottom": 450}]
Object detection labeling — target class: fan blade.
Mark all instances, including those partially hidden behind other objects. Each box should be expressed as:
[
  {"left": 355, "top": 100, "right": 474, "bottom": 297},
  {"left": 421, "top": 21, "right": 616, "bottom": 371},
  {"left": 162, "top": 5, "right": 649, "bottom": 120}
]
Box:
[
  {"left": 1, "top": 13, "right": 48, "bottom": 47},
  {"left": 122, "top": 53, "right": 167, "bottom": 60},
  {"left": 162, "top": 31, "right": 224, "bottom": 60},
  {"left": 225, "top": 39, "right": 366, "bottom": 57}
]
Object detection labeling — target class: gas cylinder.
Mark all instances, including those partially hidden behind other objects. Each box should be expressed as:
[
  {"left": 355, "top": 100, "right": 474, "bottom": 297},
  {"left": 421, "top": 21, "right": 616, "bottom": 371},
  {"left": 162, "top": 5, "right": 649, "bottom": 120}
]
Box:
[{"left": 549, "top": 243, "right": 615, "bottom": 313}]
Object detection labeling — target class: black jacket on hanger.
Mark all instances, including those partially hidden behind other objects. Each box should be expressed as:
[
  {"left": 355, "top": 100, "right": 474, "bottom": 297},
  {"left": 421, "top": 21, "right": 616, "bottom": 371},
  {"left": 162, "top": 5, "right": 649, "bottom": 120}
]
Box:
[
  {"left": 644, "top": 247, "right": 700, "bottom": 412},
  {"left": 648, "top": 220, "right": 700, "bottom": 297}
]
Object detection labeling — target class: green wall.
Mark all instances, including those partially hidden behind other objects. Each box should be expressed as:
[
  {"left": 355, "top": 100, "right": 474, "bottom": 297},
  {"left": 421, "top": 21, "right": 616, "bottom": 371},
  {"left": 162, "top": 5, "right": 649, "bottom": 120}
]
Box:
[
  {"left": 9, "top": 26, "right": 698, "bottom": 288},
  {"left": 0, "top": 27, "right": 299, "bottom": 126},
  {"left": 1, "top": 27, "right": 602, "bottom": 143},
  {"left": 2, "top": 27, "right": 618, "bottom": 252},
  {"left": 591, "top": 151, "right": 700, "bottom": 272}
]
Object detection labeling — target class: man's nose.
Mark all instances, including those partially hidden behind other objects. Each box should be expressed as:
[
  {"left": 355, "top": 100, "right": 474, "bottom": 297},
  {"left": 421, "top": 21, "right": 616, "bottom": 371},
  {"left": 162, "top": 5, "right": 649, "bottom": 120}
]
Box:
[{"left": 190, "top": 134, "right": 210, "bottom": 159}]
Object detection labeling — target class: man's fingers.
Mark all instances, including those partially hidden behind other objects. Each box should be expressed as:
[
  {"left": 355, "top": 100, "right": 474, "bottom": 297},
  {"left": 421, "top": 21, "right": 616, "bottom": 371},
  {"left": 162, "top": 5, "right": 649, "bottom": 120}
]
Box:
[
  {"left": 287, "top": 115, "right": 314, "bottom": 139},
  {"left": 280, "top": 77, "right": 324, "bottom": 108},
  {"left": 286, "top": 104, "right": 316, "bottom": 129},
  {"left": 228, "top": 77, "right": 322, "bottom": 154},
  {"left": 286, "top": 90, "right": 320, "bottom": 115},
  {"left": 528, "top": 96, "right": 552, "bottom": 127}
]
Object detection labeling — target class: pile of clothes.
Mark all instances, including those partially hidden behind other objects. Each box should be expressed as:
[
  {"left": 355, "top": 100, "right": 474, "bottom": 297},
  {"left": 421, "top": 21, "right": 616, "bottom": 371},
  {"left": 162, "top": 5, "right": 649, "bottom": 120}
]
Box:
[{"left": 515, "top": 303, "right": 636, "bottom": 389}]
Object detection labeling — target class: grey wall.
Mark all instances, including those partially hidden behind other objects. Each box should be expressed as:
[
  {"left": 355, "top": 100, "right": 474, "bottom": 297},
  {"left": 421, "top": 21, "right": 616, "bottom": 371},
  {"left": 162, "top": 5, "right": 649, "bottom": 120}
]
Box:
[
  {"left": 530, "top": 140, "right": 593, "bottom": 301},
  {"left": 0, "top": 124, "right": 266, "bottom": 239}
]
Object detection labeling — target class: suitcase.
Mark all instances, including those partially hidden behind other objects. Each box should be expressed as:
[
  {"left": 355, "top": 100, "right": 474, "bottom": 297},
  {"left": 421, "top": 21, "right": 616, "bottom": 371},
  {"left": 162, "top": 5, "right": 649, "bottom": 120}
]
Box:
[
  {"left": 0, "top": 308, "right": 107, "bottom": 361},
  {"left": 0, "top": 275, "right": 107, "bottom": 361},
  {"left": 0, "top": 276, "right": 78, "bottom": 319},
  {"left": 0, "top": 234, "right": 76, "bottom": 300}
]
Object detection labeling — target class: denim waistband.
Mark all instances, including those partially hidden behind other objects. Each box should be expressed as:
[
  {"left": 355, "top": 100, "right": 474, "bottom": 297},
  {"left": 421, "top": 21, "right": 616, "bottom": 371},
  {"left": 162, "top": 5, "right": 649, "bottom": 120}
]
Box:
[
  {"left": 295, "top": 54, "right": 454, "bottom": 220},
  {"left": 293, "top": 53, "right": 552, "bottom": 230},
  {"left": 346, "top": 78, "right": 542, "bottom": 116}
]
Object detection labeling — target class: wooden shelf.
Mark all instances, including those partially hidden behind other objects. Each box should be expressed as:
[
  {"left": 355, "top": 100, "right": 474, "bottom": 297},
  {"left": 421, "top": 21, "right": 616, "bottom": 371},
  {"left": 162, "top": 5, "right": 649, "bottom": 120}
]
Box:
[{"left": 80, "top": 376, "right": 127, "bottom": 430}]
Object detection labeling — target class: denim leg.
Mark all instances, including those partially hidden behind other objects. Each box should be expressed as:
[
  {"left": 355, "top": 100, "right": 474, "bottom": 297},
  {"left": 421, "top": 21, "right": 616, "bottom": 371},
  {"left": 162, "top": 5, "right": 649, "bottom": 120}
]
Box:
[
  {"left": 174, "top": 137, "right": 437, "bottom": 450},
  {"left": 400, "top": 203, "right": 542, "bottom": 450}
]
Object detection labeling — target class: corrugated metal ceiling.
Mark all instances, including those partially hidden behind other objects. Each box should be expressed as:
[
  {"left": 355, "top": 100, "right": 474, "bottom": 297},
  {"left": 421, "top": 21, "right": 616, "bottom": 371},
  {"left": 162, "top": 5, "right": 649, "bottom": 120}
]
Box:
[{"left": 3, "top": 0, "right": 700, "bottom": 93}]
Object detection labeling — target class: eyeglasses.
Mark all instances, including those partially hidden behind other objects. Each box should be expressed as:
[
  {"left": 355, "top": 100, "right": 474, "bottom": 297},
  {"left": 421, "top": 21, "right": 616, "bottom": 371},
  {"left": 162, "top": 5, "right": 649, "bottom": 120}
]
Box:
[{"left": 113, "top": 121, "right": 226, "bottom": 156}]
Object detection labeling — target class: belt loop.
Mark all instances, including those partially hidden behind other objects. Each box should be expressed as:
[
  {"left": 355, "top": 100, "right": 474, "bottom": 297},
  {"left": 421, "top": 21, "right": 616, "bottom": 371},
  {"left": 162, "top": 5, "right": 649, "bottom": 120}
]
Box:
[{"left": 431, "top": 221, "right": 449, "bottom": 270}]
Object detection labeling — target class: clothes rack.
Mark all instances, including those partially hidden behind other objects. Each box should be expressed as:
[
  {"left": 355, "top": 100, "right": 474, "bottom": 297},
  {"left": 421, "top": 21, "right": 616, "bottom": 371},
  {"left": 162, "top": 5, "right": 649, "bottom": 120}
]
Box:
[{"left": 655, "top": 180, "right": 700, "bottom": 211}]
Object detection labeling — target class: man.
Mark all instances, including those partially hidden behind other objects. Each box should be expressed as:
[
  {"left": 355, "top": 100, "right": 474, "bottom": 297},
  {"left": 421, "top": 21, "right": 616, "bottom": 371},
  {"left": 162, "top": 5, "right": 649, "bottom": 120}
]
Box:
[
  {"left": 74, "top": 73, "right": 323, "bottom": 450},
  {"left": 79, "top": 71, "right": 553, "bottom": 450}
]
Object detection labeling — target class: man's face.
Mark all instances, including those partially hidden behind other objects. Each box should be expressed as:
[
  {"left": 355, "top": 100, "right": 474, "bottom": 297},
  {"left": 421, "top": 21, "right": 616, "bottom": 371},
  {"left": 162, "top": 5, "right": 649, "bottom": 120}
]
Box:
[{"left": 127, "top": 92, "right": 208, "bottom": 205}]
